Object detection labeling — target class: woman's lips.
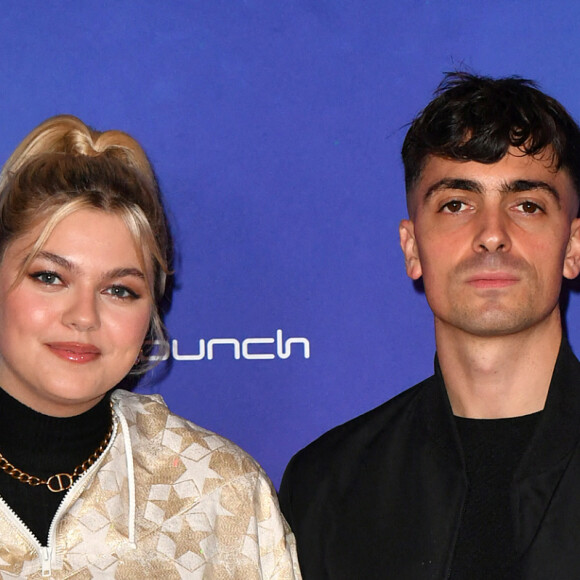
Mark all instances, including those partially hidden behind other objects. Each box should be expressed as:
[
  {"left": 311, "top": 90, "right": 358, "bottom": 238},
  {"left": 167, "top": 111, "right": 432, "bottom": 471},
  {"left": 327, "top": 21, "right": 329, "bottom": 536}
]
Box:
[{"left": 46, "top": 342, "right": 101, "bottom": 363}]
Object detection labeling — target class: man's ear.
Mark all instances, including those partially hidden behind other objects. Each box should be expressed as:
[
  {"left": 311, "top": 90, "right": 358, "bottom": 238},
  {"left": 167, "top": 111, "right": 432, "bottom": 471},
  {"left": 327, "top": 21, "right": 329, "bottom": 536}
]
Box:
[
  {"left": 563, "top": 217, "right": 580, "bottom": 280},
  {"left": 399, "top": 219, "right": 422, "bottom": 280}
]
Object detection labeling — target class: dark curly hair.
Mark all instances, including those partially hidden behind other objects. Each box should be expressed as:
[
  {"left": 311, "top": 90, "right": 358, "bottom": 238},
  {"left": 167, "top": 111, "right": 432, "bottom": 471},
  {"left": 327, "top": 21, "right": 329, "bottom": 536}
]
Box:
[{"left": 402, "top": 72, "right": 580, "bottom": 199}]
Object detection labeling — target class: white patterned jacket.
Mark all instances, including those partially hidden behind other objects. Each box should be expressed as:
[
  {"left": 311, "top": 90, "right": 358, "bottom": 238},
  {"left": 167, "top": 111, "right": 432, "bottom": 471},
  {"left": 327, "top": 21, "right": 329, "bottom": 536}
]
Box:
[{"left": 0, "top": 389, "right": 301, "bottom": 579}]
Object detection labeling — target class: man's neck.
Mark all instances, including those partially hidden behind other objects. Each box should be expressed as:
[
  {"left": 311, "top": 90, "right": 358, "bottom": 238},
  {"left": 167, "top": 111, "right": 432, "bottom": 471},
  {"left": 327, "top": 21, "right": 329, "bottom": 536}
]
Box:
[{"left": 435, "top": 314, "right": 563, "bottom": 419}]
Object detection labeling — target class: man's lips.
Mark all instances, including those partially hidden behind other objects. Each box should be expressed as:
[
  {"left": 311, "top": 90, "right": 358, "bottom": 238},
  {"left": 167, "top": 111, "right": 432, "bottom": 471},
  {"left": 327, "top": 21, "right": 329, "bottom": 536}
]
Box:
[
  {"left": 466, "top": 272, "right": 520, "bottom": 289},
  {"left": 46, "top": 342, "right": 101, "bottom": 363}
]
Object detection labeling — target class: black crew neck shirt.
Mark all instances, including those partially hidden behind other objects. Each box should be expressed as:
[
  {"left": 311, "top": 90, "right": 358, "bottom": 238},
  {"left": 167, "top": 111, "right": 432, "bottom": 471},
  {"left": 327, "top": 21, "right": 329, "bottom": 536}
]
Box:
[{"left": 449, "top": 411, "right": 542, "bottom": 580}]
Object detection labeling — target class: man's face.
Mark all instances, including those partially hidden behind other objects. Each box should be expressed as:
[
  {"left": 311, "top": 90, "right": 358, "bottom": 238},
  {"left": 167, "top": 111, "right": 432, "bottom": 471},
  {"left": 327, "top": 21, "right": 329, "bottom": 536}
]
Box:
[{"left": 399, "top": 149, "right": 580, "bottom": 338}]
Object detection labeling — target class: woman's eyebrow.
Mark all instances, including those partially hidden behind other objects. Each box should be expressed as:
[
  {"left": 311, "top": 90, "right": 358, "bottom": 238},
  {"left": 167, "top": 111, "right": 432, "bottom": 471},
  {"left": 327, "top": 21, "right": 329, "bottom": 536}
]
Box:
[
  {"left": 32, "top": 251, "right": 146, "bottom": 280},
  {"left": 103, "top": 267, "right": 145, "bottom": 281},
  {"left": 34, "top": 251, "right": 78, "bottom": 272}
]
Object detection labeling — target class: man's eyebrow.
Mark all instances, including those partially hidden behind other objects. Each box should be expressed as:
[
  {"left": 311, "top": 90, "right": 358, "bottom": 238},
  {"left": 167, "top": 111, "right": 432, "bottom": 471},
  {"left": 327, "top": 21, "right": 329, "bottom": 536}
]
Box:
[
  {"left": 502, "top": 179, "right": 561, "bottom": 206},
  {"left": 424, "top": 178, "right": 483, "bottom": 200},
  {"left": 423, "top": 177, "right": 562, "bottom": 205}
]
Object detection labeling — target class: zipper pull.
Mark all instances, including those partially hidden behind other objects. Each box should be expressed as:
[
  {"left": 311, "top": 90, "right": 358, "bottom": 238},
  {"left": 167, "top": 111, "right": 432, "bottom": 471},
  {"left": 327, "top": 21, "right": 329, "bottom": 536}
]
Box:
[{"left": 41, "top": 546, "right": 52, "bottom": 577}]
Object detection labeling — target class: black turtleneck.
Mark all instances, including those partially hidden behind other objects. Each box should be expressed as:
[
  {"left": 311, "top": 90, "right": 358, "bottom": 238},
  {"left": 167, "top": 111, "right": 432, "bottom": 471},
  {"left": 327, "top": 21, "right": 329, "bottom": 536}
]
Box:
[{"left": 0, "top": 387, "right": 112, "bottom": 545}]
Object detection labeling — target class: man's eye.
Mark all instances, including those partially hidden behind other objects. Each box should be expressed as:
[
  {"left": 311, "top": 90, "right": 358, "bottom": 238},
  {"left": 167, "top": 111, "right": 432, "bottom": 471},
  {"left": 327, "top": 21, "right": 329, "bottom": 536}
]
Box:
[
  {"left": 440, "top": 200, "right": 465, "bottom": 213},
  {"left": 518, "top": 201, "right": 542, "bottom": 214}
]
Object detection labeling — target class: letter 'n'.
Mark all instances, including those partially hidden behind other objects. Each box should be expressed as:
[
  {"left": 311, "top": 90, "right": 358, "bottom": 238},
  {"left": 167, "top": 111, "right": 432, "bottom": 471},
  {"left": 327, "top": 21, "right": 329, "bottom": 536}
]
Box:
[{"left": 276, "top": 329, "right": 311, "bottom": 359}]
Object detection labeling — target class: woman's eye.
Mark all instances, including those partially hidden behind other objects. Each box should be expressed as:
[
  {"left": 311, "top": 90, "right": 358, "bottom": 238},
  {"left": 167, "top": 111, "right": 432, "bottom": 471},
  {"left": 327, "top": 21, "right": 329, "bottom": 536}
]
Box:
[
  {"left": 105, "top": 285, "right": 139, "bottom": 300},
  {"left": 30, "top": 271, "right": 62, "bottom": 285},
  {"left": 440, "top": 200, "right": 466, "bottom": 213}
]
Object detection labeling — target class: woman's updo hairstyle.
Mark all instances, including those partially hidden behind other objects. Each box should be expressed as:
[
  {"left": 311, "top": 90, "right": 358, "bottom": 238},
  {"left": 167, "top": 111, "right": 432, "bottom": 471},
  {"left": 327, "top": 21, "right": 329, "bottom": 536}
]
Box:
[{"left": 0, "top": 115, "right": 171, "bottom": 372}]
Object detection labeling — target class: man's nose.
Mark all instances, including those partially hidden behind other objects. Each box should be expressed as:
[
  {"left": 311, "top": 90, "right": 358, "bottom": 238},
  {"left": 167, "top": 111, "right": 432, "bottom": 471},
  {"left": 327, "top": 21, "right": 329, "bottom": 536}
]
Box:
[{"left": 472, "top": 207, "right": 511, "bottom": 253}]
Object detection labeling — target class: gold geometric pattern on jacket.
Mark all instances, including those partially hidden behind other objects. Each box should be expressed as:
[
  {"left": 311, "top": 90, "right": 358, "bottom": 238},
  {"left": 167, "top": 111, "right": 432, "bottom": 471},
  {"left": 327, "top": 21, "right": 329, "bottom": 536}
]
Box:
[{"left": 0, "top": 390, "right": 301, "bottom": 579}]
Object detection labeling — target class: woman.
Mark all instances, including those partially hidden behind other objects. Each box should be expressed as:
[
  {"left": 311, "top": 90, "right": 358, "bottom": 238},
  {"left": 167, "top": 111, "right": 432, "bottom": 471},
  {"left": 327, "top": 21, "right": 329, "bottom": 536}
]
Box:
[{"left": 0, "top": 115, "right": 300, "bottom": 579}]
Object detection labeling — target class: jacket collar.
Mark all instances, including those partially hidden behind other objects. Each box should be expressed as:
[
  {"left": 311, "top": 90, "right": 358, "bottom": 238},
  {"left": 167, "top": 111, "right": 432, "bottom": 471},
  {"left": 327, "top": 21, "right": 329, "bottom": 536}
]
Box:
[
  {"left": 422, "top": 337, "right": 580, "bottom": 553},
  {"left": 420, "top": 356, "right": 465, "bottom": 471},
  {"left": 422, "top": 337, "right": 580, "bottom": 468},
  {"left": 517, "top": 337, "right": 580, "bottom": 479}
]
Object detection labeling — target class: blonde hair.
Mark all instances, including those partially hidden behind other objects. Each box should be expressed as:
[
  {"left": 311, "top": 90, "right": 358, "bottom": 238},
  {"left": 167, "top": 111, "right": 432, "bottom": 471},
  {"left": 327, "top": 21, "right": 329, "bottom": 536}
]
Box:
[{"left": 0, "top": 115, "right": 171, "bottom": 372}]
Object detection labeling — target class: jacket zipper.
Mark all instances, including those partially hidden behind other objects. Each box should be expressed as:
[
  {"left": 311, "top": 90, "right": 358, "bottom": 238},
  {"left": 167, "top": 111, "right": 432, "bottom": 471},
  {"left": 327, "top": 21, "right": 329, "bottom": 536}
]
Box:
[{"left": 41, "top": 547, "right": 52, "bottom": 577}]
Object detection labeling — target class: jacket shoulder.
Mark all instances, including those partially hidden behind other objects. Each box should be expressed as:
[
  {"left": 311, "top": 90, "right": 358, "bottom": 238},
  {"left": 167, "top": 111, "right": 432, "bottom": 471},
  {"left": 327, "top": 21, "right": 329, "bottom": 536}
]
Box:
[
  {"left": 105, "top": 392, "right": 300, "bottom": 578},
  {"left": 286, "top": 375, "right": 435, "bottom": 471},
  {"left": 111, "top": 389, "right": 264, "bottom": 485},
  {"left": 278, "top": 375, "right": 442, "bottom": 575}
]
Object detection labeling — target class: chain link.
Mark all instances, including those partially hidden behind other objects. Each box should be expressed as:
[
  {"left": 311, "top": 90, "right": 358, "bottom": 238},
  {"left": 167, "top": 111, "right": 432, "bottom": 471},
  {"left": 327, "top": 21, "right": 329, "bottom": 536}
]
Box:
[{"left": 0, "top": 412, "right": 114, "bottom": 493}]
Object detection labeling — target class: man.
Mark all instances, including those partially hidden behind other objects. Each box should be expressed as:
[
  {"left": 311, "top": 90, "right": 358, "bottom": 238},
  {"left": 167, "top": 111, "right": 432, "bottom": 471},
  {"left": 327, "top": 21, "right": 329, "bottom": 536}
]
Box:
[{"left": 279, "top": 73, "right": 580, "bottom": 579}]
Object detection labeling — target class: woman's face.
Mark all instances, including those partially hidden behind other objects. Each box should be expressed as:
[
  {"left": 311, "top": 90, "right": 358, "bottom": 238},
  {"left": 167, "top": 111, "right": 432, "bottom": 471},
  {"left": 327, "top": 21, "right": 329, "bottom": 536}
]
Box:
[{"left": 0, "top": 209, "right": 153, "bottom": 416}]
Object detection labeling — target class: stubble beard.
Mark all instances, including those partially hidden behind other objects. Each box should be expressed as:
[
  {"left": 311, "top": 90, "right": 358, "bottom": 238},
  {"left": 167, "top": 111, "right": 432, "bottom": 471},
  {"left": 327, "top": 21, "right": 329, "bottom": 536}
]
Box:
[{"left": 428, "top": 253, "right": 561, "bottom": 339}]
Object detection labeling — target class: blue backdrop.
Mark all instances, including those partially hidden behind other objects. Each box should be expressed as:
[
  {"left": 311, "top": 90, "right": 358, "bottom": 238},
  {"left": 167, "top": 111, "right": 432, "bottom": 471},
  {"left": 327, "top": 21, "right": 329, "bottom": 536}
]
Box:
[{"left": 2, "top": 1, "right": 580, "bottom": 487}]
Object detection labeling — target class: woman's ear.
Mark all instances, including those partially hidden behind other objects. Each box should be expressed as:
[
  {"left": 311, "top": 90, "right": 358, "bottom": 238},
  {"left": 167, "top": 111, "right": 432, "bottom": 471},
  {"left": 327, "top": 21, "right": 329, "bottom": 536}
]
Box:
[{"left": 399, "top": 219, "right": 422, "bottom": 280}]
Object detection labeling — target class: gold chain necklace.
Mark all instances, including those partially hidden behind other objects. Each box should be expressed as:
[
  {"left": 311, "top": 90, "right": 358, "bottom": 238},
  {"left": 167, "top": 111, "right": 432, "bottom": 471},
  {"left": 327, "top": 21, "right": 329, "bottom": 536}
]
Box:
[{"left": 0, "top": 415, "right": 114, "bottom": 493}]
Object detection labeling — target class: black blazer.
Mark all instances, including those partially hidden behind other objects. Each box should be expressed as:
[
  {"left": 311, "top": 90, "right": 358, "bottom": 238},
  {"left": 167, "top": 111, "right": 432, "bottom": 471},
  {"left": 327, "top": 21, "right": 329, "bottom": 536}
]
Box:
[{"left": 279, "top": 340, "right": 580, "bottom": 579}]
